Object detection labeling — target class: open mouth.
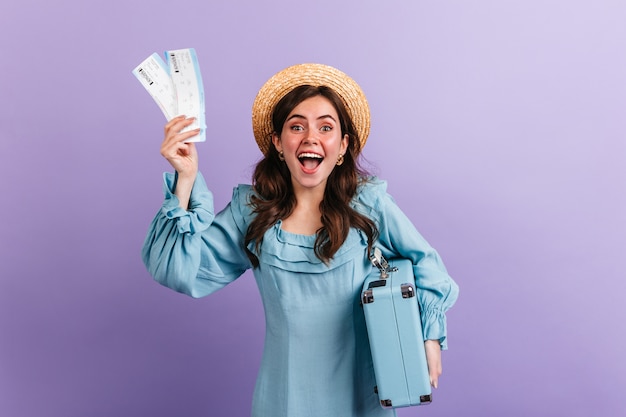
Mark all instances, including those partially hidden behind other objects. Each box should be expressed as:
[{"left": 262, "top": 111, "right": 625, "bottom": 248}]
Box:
[{"left": 298, "top": 152, "right": 324, "bottom": 170}]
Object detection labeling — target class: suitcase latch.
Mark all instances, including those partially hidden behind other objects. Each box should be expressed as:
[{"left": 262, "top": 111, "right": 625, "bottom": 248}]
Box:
[{"left": 369, "top": 247, "right": 398, "bottom": 279}]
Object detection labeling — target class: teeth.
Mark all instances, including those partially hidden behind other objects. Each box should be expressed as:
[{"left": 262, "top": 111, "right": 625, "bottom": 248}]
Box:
[{"left": 298, "top": 152, "right": 323, "bottom": 159}]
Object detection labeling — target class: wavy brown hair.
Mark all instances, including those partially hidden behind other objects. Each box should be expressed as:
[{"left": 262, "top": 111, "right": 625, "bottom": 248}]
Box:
[{"left": 244, "top": 85, "right": 378, "bottom": 267}]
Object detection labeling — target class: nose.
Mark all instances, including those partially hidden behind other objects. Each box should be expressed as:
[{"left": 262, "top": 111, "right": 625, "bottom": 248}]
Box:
[{"left": 303, "top": 131, "right": 319, "bottom": 145}]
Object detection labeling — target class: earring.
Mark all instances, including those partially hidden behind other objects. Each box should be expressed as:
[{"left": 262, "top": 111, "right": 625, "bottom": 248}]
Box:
[
  {"left": 336, "top": 154, "right": 344, "bottom": 166},
  {"left": 278, "top": 151, "right": 285, "bottom": 161}
]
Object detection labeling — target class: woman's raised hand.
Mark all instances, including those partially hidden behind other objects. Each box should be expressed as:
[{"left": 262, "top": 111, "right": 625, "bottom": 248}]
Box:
[
  {"left": 160, "top": 116, "right": 200, "bottom": 180},
  {"left": 160, "top": 116, "right": 201, "bottom": 209}
]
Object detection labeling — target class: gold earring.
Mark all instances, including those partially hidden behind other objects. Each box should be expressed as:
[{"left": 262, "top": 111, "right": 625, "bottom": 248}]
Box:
[
  {"left": 336, "top": 154, "right": 344, "bottom": 166},
  {"left": 278, "top": 151, "right": 285, "bottom": 161}
]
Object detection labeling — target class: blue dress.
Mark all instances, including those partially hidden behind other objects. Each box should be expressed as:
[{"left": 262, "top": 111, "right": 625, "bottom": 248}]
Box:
[{"left": 142, "top": 172, "right": 459, "bottom": 417}]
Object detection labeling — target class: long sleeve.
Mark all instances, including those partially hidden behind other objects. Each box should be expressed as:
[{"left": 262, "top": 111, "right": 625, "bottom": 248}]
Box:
[
  {"left": 356, "top": 179, "right": 460, "bottom": 349},
  {"left": 141, "top": 172, "right": 253, "bottom": 298}
]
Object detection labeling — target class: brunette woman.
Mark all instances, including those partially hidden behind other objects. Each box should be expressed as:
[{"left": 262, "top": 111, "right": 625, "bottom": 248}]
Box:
[{"left": 143, "top": 63, "right": 459, "bottom": 417}]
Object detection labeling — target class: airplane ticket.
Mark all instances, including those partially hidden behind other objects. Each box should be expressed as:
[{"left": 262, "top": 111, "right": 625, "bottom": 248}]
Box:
[{"left": 132, "top": 48, "right": 206, "bottom": 142}]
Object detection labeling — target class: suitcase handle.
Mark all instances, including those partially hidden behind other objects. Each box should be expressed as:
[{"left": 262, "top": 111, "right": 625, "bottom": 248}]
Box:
[{"left": 369, "top": 247, "right": 398, "bottom": 279}]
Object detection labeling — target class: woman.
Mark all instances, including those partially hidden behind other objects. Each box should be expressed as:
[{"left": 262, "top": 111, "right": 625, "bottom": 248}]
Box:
[{"left": 142, "top": 63, "right": 459, "bottom": 417}]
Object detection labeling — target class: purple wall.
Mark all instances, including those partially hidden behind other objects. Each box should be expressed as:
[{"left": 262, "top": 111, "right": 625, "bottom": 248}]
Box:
[{"left": 1, "top": 1, "right": 624, "bottom": 416}]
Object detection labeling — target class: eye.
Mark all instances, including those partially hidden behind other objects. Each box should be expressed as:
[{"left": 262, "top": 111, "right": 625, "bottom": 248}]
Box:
[
  {"left": 290, "top": 125, "right": 304, "bottom": 132},
  {"left": 320, "top": 125, "right": 333, "bottom": 132}
]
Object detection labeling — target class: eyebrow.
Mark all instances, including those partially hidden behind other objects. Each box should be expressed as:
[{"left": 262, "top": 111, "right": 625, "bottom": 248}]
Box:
[{"left": 286, "top": 114, "right": 337, "bottom": 123}]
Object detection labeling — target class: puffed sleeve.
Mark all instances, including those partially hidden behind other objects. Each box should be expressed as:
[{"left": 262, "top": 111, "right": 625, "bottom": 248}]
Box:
[
  {"left": 141, "top": 172, "right": 253, "bottom": 298},
  {"left": 355, "top": 179, "right": 459, "bottom": 349}
]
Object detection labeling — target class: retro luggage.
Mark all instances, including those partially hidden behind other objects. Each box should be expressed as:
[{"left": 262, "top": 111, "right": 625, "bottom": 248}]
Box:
[{"left": 361, "top": 248, "right": 432, "bottom": 409}]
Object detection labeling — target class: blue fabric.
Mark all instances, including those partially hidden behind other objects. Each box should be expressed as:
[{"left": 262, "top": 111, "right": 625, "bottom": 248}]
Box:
[{"left": 142, "top": 172, "right": 459, "bottom": 417}]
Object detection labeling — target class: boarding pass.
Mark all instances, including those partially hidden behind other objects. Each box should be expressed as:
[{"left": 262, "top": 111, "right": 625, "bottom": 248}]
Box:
[{"left": 132, "top": 48, "right": 206, "bottom": 142}]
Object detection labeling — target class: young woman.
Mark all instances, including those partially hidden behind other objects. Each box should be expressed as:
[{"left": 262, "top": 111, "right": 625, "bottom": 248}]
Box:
[{"left": 142, "top": 63, "right": 459, "bottom": 417}]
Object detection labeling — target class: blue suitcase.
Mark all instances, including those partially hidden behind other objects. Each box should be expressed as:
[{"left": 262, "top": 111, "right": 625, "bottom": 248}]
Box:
[{"left": 361, "top": 248, "right": 432, "bottom": 409}]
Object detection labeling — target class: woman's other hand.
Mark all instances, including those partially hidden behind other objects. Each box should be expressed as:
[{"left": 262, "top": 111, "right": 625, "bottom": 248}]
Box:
[{"left": 424, "top": 339, "right": 442, "bottom": 389}]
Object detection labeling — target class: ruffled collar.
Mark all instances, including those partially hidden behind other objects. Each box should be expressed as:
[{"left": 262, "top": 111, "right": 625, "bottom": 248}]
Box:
[{"left": 249, "top": 221, "right": 369, "bottom": 273}]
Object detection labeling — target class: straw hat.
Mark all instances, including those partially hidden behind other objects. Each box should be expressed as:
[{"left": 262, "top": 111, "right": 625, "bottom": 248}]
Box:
[{"left": 252, "top": 63, "right": 370, "bottom": 155}]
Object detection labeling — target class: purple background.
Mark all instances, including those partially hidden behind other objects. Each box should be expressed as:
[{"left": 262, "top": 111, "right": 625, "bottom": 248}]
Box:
[{"left": 1, "top": 1, "right": 624, "bottom": 416}]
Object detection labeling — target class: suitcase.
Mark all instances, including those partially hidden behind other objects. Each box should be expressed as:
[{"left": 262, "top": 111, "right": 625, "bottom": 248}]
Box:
[{"left": 361, "top": 248, "right": 432, "bottom": 409}]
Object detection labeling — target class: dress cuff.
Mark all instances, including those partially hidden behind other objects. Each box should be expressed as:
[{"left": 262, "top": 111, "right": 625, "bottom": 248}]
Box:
[
  {"left": 421, "top": 308, "right": 449, "bottom": 350},
  {"left": 161, "top": 172, "right": 215, "bottom": 235}
]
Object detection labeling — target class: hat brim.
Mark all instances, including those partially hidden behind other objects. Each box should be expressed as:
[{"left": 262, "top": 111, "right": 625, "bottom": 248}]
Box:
[{"left": 252, "top": 63, "right": 370, "bottom": 155}]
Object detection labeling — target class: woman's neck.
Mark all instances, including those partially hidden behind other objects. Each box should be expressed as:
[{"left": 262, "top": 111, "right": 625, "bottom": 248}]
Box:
[{"left": 280, "top": 182, "right": 325, "bottom": 235}]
